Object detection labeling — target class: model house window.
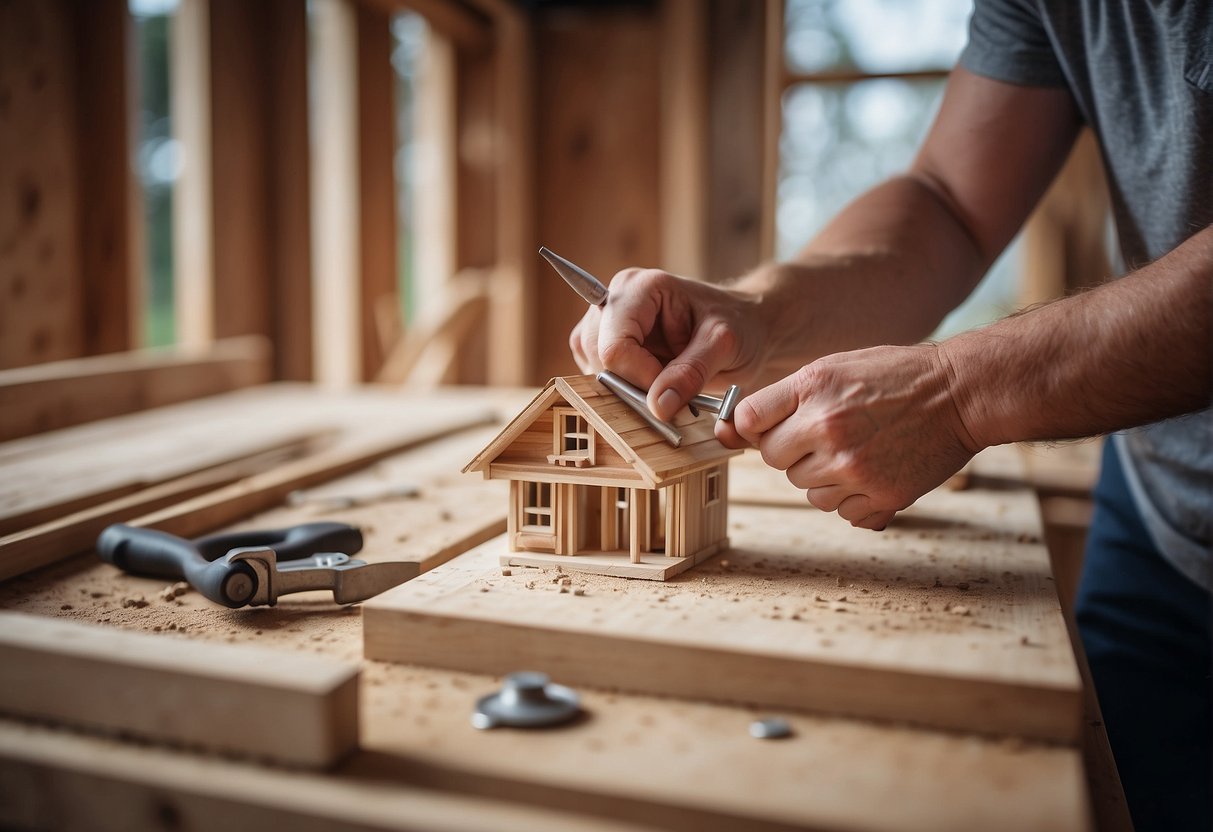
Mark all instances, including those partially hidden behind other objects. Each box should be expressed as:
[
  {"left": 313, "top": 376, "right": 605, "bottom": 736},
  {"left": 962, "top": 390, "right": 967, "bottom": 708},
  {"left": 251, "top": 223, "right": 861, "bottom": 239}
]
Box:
[
  {"left": 704, "top": 469, "right": 721, "bottom": 506},
  {"left": 549, "top": 408, "right": 595, "bottom": 466},
  {"left": 522, "top": 482, "right": 553, "bottom": 529}
]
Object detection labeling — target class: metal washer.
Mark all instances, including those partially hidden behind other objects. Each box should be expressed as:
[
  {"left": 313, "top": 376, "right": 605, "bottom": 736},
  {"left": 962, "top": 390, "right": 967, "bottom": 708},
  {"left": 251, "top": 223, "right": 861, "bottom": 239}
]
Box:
[{"left": 473, "top": 671, "right": 581, "bottom": 730}]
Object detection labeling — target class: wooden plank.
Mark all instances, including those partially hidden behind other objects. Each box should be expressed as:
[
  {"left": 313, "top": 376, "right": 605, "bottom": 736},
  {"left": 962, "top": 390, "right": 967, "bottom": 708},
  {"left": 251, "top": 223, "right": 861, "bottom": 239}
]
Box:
[
  {"left": 311, "top": 0, "right": 362, "bottom": 385},
  {"left": 0, "top": 335, "right": 271, "bottom": 441},
  {"left": 0, "top": 401, "right": 1090, "bottom": 832},
  {"left": 0, "top": 611, "right": 358, "bottom": 768},
  {"left": 705, "top": 0, "right": 773, "bottom": 281},
  {"left": 533, "top": 6, "right": 661, "bottom": 383},
  {"left": 451, "top": 41, "right": 495, "bottom": 384},
  {"left": 659, "top": 0, "right": 708, "bottom": 276},
  {"left": 487, "top": 3, "right": 537, "bottom": 385},
  {"left": 125, "top": 404, "right": 495, "bottom": 542},
  {"left": 171, "top": 0, "right": 215, "bottom": 347},
  {"left": 0, "top": 434, "right": 316, "bottom": 582},
  {"left": 71, "top": 0, "right": 136, "bottom": 356},
  {"left": 356, "top": 0, "right": 398, "bottom": 382},
  {"left": 0, "top": 720, "right": 649, "bottom": 832},
  {"left": 0, "top": 0, "right": 84, "bottom": 368},
  {"left": 208, "top": 0, "right": 313, "bottom": 383},
  {"left": 365, "top": 447, "right": 1083, "bottom": 742},
  {"left": 266, "top": 0, "right": 315, "bottom": 381}
]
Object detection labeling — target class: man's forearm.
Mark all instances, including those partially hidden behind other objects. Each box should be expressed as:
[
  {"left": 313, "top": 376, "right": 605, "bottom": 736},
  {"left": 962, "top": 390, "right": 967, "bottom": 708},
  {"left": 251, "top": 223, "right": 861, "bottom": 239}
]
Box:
[
  {"left": 734, "top": 173, "right": 990, "bottom": 382},
  {"left": 942, "top": 225, "right": 1213, "bottom": 447}
]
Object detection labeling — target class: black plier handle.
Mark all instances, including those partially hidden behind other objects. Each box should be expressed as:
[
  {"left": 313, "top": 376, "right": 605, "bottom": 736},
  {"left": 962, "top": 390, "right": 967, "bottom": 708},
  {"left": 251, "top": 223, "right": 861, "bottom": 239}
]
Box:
[{"left": 96, "top": 522, "right": 366, "bottom": 609}]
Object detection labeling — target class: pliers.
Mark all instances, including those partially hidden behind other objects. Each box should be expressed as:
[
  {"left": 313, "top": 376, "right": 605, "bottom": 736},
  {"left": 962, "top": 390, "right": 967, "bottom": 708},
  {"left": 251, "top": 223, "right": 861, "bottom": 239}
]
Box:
[{"left": 96, "top": 522, "right": 418, "bottom": 609}]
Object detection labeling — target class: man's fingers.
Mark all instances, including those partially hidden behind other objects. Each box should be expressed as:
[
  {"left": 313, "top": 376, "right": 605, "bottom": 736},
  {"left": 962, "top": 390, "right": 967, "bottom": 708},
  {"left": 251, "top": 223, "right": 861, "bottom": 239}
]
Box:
[
  {"left": 784, "top": 452, "right": 830, "bottom": 488},
  {"left": 713, "top": 418, "right": 749, "bottom": 449},
  {"left": 837, "top": 494, "right": 875, "bottom": 523},
  {"left": 855, "top": 510, "right": 896, "bottom": 531},
  {"left": 806, "top": 485, "right": 847, "bottom": 512},
  {"left": 647, "top": 320, "right": 738, "bottom": 421},
  {"left": 597, "top": 270, "right": 665, "bottom": 390},
  {"left": 731, "top": 374, "right": 805, "bottom": 445}
]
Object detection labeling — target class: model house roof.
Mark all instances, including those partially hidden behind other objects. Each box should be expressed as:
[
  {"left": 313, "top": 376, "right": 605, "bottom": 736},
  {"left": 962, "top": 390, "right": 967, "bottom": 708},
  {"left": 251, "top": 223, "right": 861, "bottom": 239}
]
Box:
[{"left": 463, "top": 374, "right": 742, "bottom": 487}]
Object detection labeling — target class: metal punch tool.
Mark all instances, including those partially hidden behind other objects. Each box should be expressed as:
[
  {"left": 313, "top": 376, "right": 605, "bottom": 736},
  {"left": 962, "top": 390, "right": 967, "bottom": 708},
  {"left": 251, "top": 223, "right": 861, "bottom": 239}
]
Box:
[
  {"left": 97, "top": 522, "right": 418, "bottom": 609},
  {"left": 540, "top": 246, "right": 742, "bottom": 432}
]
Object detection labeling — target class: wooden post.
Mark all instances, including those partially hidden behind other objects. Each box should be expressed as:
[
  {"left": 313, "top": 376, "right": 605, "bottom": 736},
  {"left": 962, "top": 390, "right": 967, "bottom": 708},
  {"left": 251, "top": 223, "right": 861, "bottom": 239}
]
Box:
[
  {"left": 705, "top": 0, "right": 776, "bottom": 282},
  {"left": 211, "top": 0, "right": 314, "bottom": 379},
  {"left": 629, "top": 487, "right": 641, "bottom": 563},
  {"left": 171, "top": 0, "right": 215, "bottom": 347},
  {"left": 488, "top": 6, "right": 537, "bottom": 386},
  {"left": 71, "top": 0, "right": 137, "bottom": 356},
  {"left": 310, "top": 0, "right": 361, "bottom": 386},
  {"left": 355, "top": 1, "right": 399, "bottom": 381},
  {"left": 659, "top": 0, "right": 708, "bottom": 277},
  {"left": 532, "top": 5, "right": 662, "bottom": 382},
  {"left": 413, "top": 32, "right": 459, "bottom": 325}
]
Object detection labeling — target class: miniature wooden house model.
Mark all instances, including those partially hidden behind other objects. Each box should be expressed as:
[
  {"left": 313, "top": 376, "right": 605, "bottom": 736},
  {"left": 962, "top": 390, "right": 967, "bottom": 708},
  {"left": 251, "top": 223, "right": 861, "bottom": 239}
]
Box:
[{"left": 463, "top": 375, "right": 742, "bottom": 580}]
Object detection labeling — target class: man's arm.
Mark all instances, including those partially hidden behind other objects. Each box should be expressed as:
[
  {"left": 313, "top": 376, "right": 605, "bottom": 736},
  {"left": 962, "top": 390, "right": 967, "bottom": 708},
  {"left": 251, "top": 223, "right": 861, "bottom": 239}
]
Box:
[
  {"left": 944, "top": 226, "right": 1213, "bottom": 447},
  {"left": 721, "top": 230, "right": 1212, "bottom": 531},
  {"left": 572, "top": 68, "right": 1082, "bottom": 418},
  {"left": 744, "top": 66, "right": 1082, "bottom": 378}
]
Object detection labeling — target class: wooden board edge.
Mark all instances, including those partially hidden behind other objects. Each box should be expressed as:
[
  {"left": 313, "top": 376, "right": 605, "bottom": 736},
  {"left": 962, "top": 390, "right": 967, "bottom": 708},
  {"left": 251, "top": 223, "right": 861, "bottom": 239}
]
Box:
[
  {"left": 363, "top": 608, "right": 1083, "bottom": 744},
  {"left": 0, "top": 611, "right": 359, "bottom": 769}
]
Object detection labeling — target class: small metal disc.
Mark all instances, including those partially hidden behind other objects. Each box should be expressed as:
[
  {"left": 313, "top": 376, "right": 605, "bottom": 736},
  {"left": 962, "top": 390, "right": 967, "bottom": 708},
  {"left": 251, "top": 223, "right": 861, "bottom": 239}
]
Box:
[
  {"left": 472, "top": 671, "right": 581, "bottom": 730},
  {"left": 749, "top": 716, "right": 793, "bottom": 740}
]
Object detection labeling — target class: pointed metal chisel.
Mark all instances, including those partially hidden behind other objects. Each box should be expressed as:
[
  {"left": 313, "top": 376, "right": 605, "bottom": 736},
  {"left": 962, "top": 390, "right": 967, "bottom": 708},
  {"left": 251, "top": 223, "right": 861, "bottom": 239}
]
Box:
[{"left": 539, "top": 246, "right": 609, "bottom": 307}]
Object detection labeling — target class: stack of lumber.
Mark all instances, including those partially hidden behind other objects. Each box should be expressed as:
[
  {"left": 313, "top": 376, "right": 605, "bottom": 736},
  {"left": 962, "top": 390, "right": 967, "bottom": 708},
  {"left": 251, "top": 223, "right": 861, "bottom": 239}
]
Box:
[{"left": 0, "top": 385, "right": 1106, "bottom": 831}]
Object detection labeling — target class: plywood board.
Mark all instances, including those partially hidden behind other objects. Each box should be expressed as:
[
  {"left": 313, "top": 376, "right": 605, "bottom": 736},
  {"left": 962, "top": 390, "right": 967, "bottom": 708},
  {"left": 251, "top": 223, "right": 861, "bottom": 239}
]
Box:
[
  {"left": 0, "top": 611, "right": 358, "bottom": 768},
  {"left": 365, "top": 451, "right": 1082, "bottom": 742}
]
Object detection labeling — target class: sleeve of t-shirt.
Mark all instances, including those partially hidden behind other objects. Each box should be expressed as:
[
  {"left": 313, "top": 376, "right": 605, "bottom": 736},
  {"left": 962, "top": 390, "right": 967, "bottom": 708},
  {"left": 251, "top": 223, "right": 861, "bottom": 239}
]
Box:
[{"left": 959, "top": 0, "right": 1067, "bottom": 87}]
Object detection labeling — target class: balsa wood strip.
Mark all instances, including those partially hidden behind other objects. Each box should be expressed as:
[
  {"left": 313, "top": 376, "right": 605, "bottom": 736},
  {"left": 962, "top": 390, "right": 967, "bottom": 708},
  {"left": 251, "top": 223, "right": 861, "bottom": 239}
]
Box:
[{"left": 0, "top": 612, "right": 358, "bottom": 768}]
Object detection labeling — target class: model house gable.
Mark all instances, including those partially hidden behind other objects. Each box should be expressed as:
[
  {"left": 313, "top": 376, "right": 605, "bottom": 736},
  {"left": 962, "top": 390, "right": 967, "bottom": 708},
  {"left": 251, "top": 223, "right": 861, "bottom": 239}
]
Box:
[{"left": 463, "top": 375, "right": 740, "bottom": 488}]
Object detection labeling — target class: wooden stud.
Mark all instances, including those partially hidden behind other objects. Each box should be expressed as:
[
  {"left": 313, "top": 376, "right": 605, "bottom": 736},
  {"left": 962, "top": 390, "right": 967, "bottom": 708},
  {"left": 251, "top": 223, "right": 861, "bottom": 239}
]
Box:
[
  {"left": 532, "top": 7, "right": 662, "bottom": 382},
  {"left": 0, "top": 1, "right": 84, "bottom": 368},
  {"left": 310, "top": 0, "right": 362, "bottom": 385},
  {"left": 487, "top": 5, "right": 537, "bottom": 386},
  {"left": 71, "top": 0, "right": 137, "bottom": 357},
  {"left": 411, "top": 31, "right": 459, "bottom": 326},
  {"left": 705, "top": 0, "right": 772, "bottom": 282},
  {"left": 659, "top": 0, "right": 708, "bottom": 277},
  {"left": 171, "top": 0, "right": 215, "bottom": 347},
  {"left": 208, "top": 0, "right": 314, "bottom": 381},
  {"left": 355, "top": 0, "right": 399, "bottom": 382},
  {"left": 0, "top": 611, "right": 359, "bottom": 768},
  {"left": 0, "top": 335, "right": 271, "bottom": 442}
]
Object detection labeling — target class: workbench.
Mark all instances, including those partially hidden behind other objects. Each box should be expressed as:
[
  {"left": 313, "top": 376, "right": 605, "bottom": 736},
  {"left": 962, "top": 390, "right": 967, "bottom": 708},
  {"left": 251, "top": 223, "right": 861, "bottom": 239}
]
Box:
[{"left": 0, "top": 383, "right": 1118, "bottom": 831}]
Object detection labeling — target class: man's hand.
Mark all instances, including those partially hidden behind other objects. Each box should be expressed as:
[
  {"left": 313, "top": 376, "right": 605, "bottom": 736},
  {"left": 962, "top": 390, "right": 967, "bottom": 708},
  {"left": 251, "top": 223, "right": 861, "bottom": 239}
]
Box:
[
  {"left": 569, "top": 268, "right": 769, "bottom": 421},
  {"left": 716, "top": 344, "right": 980, "bottom": 529}
]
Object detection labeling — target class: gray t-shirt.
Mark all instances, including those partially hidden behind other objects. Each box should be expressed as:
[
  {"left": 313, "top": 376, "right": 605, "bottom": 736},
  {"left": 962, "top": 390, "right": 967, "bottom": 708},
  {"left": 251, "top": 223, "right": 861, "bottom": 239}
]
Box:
[{"left": 960, "top": 0, "right": 1212, "bottom": 590}]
